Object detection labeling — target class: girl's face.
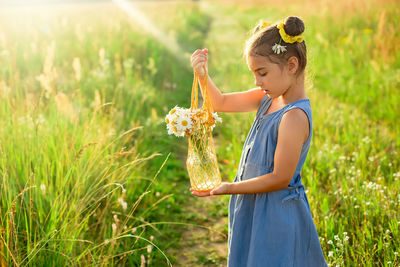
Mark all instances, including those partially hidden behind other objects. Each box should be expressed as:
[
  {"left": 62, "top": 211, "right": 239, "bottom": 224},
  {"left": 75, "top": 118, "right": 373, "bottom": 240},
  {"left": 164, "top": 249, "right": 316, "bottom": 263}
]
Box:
[{"left": 247, "top": 55, "right": 292, "bottom": 98}]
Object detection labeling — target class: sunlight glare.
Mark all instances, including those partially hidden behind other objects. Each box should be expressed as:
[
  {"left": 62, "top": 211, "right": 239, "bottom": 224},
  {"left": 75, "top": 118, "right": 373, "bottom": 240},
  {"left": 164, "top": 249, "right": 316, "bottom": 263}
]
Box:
[{"left": 112, "top": 0, "right": 185, "bottom": 63}]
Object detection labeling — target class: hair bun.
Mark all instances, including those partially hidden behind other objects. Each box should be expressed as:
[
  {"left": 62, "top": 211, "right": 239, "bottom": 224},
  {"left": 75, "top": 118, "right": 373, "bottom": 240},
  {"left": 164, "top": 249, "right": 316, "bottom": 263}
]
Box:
[{"left": 283, "top": 16, "right": 305, "bottom": 36}]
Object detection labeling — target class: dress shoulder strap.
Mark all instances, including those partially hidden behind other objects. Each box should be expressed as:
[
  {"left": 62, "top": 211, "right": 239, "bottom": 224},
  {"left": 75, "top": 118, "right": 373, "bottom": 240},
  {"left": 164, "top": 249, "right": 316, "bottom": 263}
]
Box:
[{"left": 256, "top": 93, "right": 271, "bottom": 117}]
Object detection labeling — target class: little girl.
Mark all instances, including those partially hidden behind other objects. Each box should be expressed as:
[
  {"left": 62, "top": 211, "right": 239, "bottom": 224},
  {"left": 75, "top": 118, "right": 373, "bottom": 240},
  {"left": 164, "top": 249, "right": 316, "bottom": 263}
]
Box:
[{"left": 190, "top": 16, "right": 328, "bottom": 266}]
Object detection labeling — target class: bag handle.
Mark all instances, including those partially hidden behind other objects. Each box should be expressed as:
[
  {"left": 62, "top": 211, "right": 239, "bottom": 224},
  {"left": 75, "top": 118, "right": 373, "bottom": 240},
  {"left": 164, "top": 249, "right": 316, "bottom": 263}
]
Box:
[{"left": 191, "top": 68, "right": 214, "bottom": 123}]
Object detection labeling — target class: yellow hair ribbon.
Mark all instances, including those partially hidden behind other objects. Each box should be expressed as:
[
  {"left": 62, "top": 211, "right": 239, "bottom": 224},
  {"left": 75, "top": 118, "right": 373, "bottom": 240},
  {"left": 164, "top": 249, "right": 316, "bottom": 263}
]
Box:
[{"left": 277, "top": 21, "right": 303, "bottom": 43}]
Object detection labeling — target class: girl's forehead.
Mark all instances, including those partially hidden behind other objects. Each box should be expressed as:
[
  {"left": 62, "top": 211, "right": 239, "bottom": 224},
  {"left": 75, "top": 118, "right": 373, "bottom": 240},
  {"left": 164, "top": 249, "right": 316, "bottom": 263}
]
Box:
[{"left": 247, "top": 55, "right": 275, "bottom": 71}]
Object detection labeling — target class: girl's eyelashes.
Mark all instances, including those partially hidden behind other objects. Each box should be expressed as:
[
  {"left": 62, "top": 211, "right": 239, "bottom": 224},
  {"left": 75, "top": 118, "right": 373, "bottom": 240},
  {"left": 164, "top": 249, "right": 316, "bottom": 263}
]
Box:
[{"left": 259, "top": 72, "right": 267, "bottom": 77}]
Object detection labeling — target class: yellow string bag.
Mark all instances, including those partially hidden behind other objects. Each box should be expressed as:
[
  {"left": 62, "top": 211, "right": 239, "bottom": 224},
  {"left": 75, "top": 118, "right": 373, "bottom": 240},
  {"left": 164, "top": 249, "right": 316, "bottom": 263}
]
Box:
[{"left": 186, "top": 69, "right": 222, "bottom": 191}]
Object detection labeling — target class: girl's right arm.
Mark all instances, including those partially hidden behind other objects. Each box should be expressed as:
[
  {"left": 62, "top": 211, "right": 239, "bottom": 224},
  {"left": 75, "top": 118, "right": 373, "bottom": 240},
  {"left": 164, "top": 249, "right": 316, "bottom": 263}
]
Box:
[{"left": 191, "top": 49, "right": 265, "bottom": 113}]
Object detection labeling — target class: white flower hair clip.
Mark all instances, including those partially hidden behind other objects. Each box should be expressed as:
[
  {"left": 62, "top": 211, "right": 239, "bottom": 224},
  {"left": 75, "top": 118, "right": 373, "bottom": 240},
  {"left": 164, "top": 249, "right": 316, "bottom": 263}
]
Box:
[{"left": 272, "top": 43, "right": 287, "bottom": 54}]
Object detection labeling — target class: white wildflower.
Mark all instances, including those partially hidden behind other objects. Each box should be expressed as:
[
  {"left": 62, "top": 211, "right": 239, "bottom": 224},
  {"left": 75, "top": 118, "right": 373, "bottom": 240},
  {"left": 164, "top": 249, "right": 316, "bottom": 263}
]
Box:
[
  {"left": 140, "top": 254, "right": 146, "bottom": 267},
  {"left": 40, "top": 184, "right": 46, "bottom": 195},
  {"left": 112, "top": 223, "right": 117, "bottom": 236},
  {"left": 328, "top": 251, "right": 334, "bottom": 257},
  {"left": 327, "top": 240, "right": 333, "bottom": 245},
  {"left": 118, "top": 197, "right": 128, "bottom": 212},
  {"left": 165, "top": 106, "right": 221, "bottom": 137},
  {"left": 212, "top": 112, "right": 222, "bottom": 123},
  {"left": 272, "top": 43, "right": 287, "bottom": 54},
  {"left": 147, "top": 244, "right": 153, "bottom": 253}
]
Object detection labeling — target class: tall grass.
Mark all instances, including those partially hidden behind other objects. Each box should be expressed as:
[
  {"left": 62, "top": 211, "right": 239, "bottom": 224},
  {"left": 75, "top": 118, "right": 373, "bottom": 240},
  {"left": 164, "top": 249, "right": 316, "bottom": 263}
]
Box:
[{"left": 0, "top": 2, "right": 211, "bottom": 265}]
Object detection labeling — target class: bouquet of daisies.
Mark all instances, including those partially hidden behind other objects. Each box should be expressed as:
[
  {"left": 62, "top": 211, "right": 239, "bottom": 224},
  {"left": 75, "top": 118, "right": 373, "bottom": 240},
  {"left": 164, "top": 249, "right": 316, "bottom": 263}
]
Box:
[{"left": 165, "top": 106, "right": 222, "bottom": 137}]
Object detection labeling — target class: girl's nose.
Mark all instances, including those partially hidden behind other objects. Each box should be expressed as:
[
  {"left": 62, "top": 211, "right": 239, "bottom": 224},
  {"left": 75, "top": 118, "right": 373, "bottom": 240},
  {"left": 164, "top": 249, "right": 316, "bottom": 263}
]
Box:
[{"left": 255, "top": 79, "right": 262, "bottom": 87}]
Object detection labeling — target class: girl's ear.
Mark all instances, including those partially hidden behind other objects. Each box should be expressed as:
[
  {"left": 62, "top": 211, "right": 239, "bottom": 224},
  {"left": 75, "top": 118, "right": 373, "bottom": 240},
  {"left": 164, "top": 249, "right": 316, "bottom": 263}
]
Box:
[{"left": 286, "top": 56, "right": 299, "bottom": 74}]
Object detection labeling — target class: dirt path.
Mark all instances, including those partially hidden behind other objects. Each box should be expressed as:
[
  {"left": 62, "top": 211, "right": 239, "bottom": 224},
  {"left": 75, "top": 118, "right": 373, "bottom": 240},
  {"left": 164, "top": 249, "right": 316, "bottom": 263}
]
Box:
[
  {"left": 172, "top": 195, "right": 228, "bottom": 266},
  {"left": 167, "top": 3, "right": 237, "bottom": 265}
]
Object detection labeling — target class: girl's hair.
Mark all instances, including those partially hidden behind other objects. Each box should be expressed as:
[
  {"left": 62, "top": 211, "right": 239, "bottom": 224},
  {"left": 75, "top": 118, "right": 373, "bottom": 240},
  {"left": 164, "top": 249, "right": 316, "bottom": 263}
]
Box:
[{"left": 244, "top": 16, "right": 307, "bottom": 75}]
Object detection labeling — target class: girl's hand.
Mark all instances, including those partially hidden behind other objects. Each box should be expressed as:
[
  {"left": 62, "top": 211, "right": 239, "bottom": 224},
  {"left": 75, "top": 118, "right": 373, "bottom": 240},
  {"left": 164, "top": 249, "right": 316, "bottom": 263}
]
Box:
[
  {"left": 190, "top": 48, "right": 208, "bottom": 79},
  {"left": 190, "top": 182, "right": 231, "bottom": 197}
]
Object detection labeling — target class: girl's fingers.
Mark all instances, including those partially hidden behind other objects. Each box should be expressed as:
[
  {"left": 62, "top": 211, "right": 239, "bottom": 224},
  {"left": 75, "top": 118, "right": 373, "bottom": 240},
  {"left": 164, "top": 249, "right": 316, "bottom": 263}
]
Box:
[
  {"left": 192, "top": 58, "right": 207, "bottom": 68},
  {"left": 193, "top": 61, "right": 207, "bottom": 70},
  {"left": 191, "top": 51, "right": 207, "bottom": 60},
  {"left": 191, "top": 55, "right": 207, "bottom": 65},
  {"left": 190, "top": 188, "right": 211, "bottom": 197}
]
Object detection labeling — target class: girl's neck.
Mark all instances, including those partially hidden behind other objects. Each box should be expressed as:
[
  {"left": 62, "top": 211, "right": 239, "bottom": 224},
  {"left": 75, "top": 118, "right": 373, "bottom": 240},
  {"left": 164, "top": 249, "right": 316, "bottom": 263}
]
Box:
[{"left": 279, "top": 74, "right": 307, "bottom": 104}]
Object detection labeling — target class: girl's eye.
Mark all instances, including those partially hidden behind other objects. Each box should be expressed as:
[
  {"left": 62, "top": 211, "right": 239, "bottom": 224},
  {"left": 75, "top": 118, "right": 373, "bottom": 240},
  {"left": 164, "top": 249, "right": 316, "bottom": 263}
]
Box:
[{"left": 259, "top": 72, "right": 267, "bottom": 77}]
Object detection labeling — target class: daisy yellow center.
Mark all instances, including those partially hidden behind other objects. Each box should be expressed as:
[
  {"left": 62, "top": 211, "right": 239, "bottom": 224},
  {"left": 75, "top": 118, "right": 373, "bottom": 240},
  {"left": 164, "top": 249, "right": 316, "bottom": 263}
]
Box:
[
  {"left": 170, "top": 109, "right": 176, "bottom": 115},
  {"left": 165, "top": 118, "right": 169, "bottom": 124},
  {"left": 181, "top": 120, "right": 188, "bottom": 126}
]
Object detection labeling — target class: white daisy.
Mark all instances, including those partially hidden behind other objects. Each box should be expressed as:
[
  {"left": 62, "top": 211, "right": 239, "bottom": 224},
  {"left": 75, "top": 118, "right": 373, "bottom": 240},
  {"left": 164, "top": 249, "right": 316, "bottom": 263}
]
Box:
[
  {"left": 212, "top": 112, "right": 222, "bottom": 123},
  {"left": 272, "top": 43, "right": 287, "bottom": 54},
  {"left": 176, "top": 114, "right": 192, "bottom": 132}
]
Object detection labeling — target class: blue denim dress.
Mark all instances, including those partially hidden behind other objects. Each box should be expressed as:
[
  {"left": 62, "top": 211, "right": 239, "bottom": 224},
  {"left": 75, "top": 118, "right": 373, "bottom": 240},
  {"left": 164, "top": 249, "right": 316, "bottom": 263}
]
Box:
[{"left": 228, "top": 94, "right": 327, "bottom": 267}]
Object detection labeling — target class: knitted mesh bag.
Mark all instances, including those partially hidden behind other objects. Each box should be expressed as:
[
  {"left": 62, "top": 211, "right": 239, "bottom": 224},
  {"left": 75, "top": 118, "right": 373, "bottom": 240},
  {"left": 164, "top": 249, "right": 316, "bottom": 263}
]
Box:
[{"left": 186, "top": 71, "right": 221, "bottom": 191}]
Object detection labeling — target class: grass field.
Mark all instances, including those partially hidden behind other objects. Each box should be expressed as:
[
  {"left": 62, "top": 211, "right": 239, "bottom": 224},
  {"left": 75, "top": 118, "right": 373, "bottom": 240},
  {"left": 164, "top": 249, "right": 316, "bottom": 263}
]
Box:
[{"left": 0, "top": 0, "right": 399, "bottom": 266}]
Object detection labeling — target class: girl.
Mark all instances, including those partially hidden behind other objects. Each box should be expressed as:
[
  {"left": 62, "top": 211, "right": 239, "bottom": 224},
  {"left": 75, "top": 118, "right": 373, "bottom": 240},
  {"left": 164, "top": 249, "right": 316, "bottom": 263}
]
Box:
[{"left": 190, "top": 16, "right": 328, "bottom": 266}]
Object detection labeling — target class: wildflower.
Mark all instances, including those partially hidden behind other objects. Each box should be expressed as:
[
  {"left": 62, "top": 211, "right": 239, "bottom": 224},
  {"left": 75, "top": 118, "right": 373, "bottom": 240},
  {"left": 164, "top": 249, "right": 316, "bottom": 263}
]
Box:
[
  {"left": 104, "top": 239, "right": 110, "bottom": 245},
  {"left": 165, "top": 106, "right": 221, "bottom": 137},
  {"left": 147, "top": 244, "right": 153, "bottom": 253},
  {"left": 40, "top": 184, "right": 46, "bottom": 195},
  {"left": 328, "top": 251, "right": 334, "bottom": 257},
  {"left": 327, "top": 240, "right": 333, "bottom": 245},
  {"left": 118, "top": 197, "right": 128, "bottom": 212},
  {"left": 272, "top": 43, "right": 287, "bottom": 54},
  {"left": 140, "top": 254, "right": 146, "bottom": 267},
  {"left": 132, "top": 227, "right": 137, "bottom": 234},
  {"left": 112, "top": 223, "right": 117, "bottom": 236}
]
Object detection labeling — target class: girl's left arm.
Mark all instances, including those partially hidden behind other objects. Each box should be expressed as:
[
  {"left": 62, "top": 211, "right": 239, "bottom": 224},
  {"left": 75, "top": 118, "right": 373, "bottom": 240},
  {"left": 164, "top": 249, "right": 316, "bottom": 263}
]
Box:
[{"left": 191, "top": 108, "right": 309, "bottom": 197}]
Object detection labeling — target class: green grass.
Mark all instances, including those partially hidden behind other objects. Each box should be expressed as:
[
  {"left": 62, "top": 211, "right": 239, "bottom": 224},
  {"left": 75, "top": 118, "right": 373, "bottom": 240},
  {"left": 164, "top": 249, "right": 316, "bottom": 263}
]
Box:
[{"left": 0, "top": 2, "right": 211, "bottom": 266}]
